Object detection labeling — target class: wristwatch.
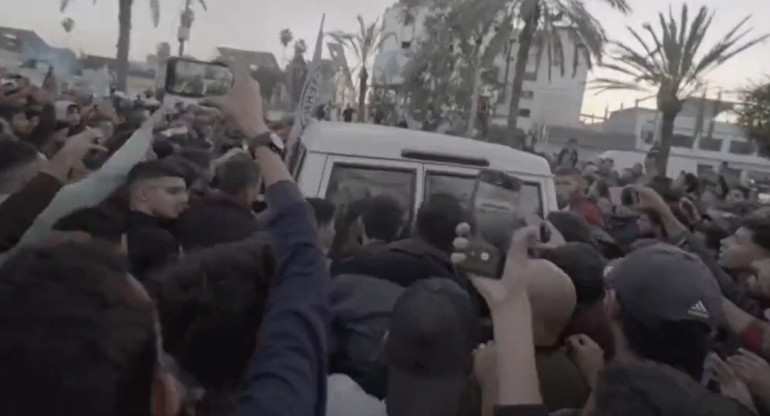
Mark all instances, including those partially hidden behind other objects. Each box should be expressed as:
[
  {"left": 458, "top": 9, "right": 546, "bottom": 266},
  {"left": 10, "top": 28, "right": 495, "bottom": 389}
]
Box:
[{"left": 249, "top": 131, "right": 285, "bottom": 156}]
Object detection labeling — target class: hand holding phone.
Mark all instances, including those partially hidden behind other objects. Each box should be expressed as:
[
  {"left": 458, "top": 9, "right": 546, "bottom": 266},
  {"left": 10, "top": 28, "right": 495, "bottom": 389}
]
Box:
[
  {"left": 165, "top": 57, "right": 234, "bottom": 99},
  {"left": 455, "top": 169, "right": 523, "bottom": 279}
]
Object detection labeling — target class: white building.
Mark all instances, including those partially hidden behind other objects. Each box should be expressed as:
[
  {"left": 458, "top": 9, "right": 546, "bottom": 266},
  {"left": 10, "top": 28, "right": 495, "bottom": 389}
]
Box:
[
  {"left": 373, "top": 3, "right": 589, "bottom": 131},
  {"left": 601, "top": 99, "right": 770, "bottom": 179}
]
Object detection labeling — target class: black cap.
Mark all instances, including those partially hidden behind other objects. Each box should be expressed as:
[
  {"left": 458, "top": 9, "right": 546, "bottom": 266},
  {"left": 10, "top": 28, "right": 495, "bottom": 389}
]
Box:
[
  {"left": 543, "top": 242, "right": 606, "bottom": 305},
  {"left": 386, "top": 278, "right": 478, "bottom": 416},
  {"left": 606, "top": 244, "right": 723, "bottom": 330}
]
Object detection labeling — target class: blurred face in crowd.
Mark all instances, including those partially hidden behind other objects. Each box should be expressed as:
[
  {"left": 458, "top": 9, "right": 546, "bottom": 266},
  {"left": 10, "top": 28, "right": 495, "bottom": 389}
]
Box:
[
  {"left": 318, "top": 221, "right": 336, "bottom": 256},
  {"left": 133, "top": 176, "right": 189, "bottom": 219},
  {"left": 11, "top": 112, "right": 34, "bottom": 136},
  {"left": 66, "top": 106, "right": 81, "bottom": 126},
  {"left": 636, "top": 213, "right": 655, "bottom": 238},
  {"left": 725, "top": 188, "right": 746, "bottom": 205},
  {"left": 555, "top": 174, "right": 582, "bottom": 209},
  {"left": 719, "top": 227, "right": 769, "bottom": 271}
]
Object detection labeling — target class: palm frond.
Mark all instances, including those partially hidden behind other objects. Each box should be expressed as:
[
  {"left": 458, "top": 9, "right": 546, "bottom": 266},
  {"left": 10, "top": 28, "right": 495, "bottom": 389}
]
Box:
[
  {"left": 60, "top": 0, "right": 74, "bottom": 12},
  {"left": 598, "top": 3, "right": 767, "bottom": 103},
  {"left": 592, "top": 77, "right": 648, "bottom": 93},
  {"left": 598, "top": 0, "right": 631, "bottom": 14}
]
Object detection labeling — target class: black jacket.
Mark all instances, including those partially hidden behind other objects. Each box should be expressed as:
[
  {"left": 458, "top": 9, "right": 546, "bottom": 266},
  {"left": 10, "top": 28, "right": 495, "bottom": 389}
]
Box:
[
  {"left": 175, "top": 196, "right": 260, "bottom": 251},
  {"left": 333, "top": 238, "right": 459, "bottom": 288},
  {"left": 126, "top": 211, "right": 180, "bottom": 280}
]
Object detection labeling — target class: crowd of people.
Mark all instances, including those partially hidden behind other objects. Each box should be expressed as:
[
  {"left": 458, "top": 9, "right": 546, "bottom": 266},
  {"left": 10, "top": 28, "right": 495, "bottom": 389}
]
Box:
[{"left": 0, "top": 58, "right": 770, "bottom": 416}]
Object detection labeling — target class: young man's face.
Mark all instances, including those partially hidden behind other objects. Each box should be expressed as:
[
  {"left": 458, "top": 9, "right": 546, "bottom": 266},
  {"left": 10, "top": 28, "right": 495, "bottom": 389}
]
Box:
[
  {"left": 141, "top": 177, "right": 189, "bottom": 219},
  {"left": 555, "top": 175, "right": 581, "bottom": 208},
  {"left": 719, "top": 227, "right": 768, "bottom": 271}
]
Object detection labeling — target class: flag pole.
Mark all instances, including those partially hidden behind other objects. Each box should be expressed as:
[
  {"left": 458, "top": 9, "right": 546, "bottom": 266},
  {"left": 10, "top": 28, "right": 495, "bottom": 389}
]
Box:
[{"left": 285, "top": 14, "right": 326, "bottom": 172}]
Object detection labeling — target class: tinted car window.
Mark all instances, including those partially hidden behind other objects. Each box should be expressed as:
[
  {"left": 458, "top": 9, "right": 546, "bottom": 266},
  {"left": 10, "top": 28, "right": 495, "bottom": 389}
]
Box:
[
  {"left": 325, "top": 163, "right": 416, "bottom": 219},
  {"left": 424, "top": 171, "right": 543, "bottom": 218}
]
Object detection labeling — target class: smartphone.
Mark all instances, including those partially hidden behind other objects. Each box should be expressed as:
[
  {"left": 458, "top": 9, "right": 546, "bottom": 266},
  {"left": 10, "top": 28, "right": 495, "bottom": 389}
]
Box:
[
  {"left": 165, "top": 57, "right": 233, "bottom": 99},
  {"left": 458, "top": 169, "right": 523, "bottom": 279}
]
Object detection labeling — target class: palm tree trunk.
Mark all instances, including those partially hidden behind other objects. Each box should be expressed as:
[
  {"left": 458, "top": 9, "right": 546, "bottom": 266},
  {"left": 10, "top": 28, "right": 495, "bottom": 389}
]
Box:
[
  {"left": 657, "top": 110, "right": 677, "bottom": 176},
  {"left": 357, "top": 67, "right": 368, "bottom": 122},
  {"left": 507, "top": 6, "right": 539, "bottom": 140},
  {"left": 116, "top": 0, "right": 132, "bottom": 92}
]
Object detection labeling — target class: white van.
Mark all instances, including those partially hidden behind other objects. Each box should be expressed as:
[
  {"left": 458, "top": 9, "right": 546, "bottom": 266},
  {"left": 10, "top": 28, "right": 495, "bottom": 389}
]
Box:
[{"left": 293, "top": 122, "right": 557, "bottom": 221}]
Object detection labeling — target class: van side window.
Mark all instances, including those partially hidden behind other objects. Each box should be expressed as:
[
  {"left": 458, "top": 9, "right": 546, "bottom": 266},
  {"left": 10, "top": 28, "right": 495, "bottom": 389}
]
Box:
[
  {"left": 325, "top": 164, "right": 416, "bottom": 221},
  {"left": 424, "top": 172, "right": 544, "bottom": 218}
]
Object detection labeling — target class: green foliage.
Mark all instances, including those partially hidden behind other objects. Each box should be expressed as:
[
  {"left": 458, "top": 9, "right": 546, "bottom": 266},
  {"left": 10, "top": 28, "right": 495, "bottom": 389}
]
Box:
[
  {"left": 401, "top": 0, "right": 509, "bottom": 117},
  {"left": 737, "top": 82, "right": 770, "bottom": 157}
]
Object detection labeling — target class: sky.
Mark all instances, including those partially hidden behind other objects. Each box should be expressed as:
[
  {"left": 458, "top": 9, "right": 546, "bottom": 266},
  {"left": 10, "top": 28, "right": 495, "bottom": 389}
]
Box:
[{"left": 0, "top": 0, "right": 768, "bottom": 117}]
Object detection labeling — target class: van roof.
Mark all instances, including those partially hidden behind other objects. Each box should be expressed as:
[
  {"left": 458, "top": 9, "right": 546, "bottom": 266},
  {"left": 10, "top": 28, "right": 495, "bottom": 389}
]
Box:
[{"left": 301, "top": 122, "right": 552, "bottom": 176}]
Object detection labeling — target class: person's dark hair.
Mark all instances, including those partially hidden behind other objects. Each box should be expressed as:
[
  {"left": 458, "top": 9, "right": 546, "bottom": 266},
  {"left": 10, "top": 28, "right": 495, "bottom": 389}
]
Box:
[
  {"left": 154, "top": 235, "right": 274, "bottom": 412},
  {"left": 543, "top": 242, "right": 605, "bottom": 305},
  {"left": 53, "top": 205, "right": 126, "bottom": 244},
  {"left": 684, "top": 173, "right": 701, "bottom": 196},
  {"left": 743, "top": 218, "right": 770, "bottom": 251},
  {"left": 127, "top": 159, "right": 185, "bottom": 185},
  {"left": 0, "top": 140, "right": 38, "bottom": 177},
  {"left": 307, "top": 197, "right": 336, "bottom": 228},
  {"left": 731, "top": 185, "right": 750, "bottom": 200},
  {"left": 546, "top": 211, "right": 596, "bottom": 248},
  {"left": 164, "top": 155, "right": 203, "bottom": 188},
  {"left": 362, "top": 194, "right": 403, "bottom": 242},
  {"left": 0, "top": 242, "right": 156, "bottom": 416},
  {"left": 619, "top": 307, "right": 711, "bottom": 380},
  {"left": 416, "top": 193, "right": 465, "bottom": 253},
  {"left": 178, "top": 148, "right": 212, "bottom": 172},
  {"left": 213, "top": 154, "right": 260, "bottom": 195},
  {"left": 694, "top": 223, "right": 729, "bottom": 253}
]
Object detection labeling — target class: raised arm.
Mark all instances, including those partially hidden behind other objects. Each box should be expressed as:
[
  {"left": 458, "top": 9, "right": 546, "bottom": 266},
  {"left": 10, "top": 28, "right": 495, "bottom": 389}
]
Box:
[
  {"left": 10, "top": 108, "right": 165, "bottom": 251},
  {"left": 207, "top": 61, "right": 329, "bottom": 416}
]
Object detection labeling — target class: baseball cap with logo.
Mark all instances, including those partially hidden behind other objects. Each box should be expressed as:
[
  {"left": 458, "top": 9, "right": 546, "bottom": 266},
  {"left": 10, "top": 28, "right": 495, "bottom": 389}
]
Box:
[
  {"left": 385, "top": 278, "right": 479, "bottom": 416},
  {"left": 606, "top": 244, "right": 723, "bottom": 330}
]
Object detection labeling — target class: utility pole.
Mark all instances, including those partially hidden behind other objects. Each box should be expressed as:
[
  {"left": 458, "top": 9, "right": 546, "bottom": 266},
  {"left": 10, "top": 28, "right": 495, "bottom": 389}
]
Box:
[{"left": 178, "top": 0, "right": 193, "bottom": 57}]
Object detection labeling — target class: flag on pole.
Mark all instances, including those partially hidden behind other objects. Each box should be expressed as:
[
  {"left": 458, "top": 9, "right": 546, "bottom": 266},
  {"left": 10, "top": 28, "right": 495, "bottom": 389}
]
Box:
[{"left": 285, "top": 14, "right": 326, "bottom": 169}]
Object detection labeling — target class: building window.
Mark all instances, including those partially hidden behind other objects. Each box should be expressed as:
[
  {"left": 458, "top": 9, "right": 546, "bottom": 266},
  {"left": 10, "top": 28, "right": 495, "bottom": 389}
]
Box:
[
  {"left": 401, "top": 41, "right": 412, "bottom": 50},
  {"left": 729, "top": 141, "right": 755, "bottom": 155},
  {"left": 521, "top": 90, "right": 534, "bottom": 100},
  {"left": 519, "top": 108, "right": 531, "bottom": 118},
  {"left": 671, "top": 134, "right": 695, "bottom": 148},
  {"left": 698, "top": 137, "right": 723, "bottom": 152}
]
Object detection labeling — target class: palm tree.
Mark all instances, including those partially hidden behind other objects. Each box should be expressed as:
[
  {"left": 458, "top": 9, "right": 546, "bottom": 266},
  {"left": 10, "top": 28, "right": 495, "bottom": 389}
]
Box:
[
  {"left": 594, "top": 5, "right": 768, "bottom": 174},
  {"left": 506, "top": 0, "right": 630, "bottom": 133},
  {"left": 279, "top": 29, "right": 294, "bottom": 67},
  {"left": 329, "top": 16, "right": 395, "bottom": 122},
  {"left": 402, "top": 0, "right": 631, "bottom": 135},
  {"left": 61, "top": 0, "right": 161, "bottom": 91}
]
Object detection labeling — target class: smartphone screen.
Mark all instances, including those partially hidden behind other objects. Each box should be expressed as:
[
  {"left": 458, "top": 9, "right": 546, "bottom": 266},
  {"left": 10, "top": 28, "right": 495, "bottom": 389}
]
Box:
[
  {"left": 473, "top": 170, "right": 523, "bottom": 247},
  {"left": 458, "top": 170, "right": 524, "bottom": 279},
  {"left": 165, "top": 57, "right": 233, "bottom": 99}
]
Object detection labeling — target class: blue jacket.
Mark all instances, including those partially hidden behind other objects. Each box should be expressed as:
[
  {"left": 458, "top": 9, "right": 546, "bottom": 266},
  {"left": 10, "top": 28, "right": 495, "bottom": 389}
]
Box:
[{"left": 238, "top": 181, "right": 330, "bottom": 416}]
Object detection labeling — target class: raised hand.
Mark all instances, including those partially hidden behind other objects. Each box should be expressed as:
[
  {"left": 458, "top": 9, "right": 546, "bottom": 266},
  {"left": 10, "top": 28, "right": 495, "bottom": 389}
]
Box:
[{"left": 204, "top": 61, "right": 268, "bottom": 139}]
